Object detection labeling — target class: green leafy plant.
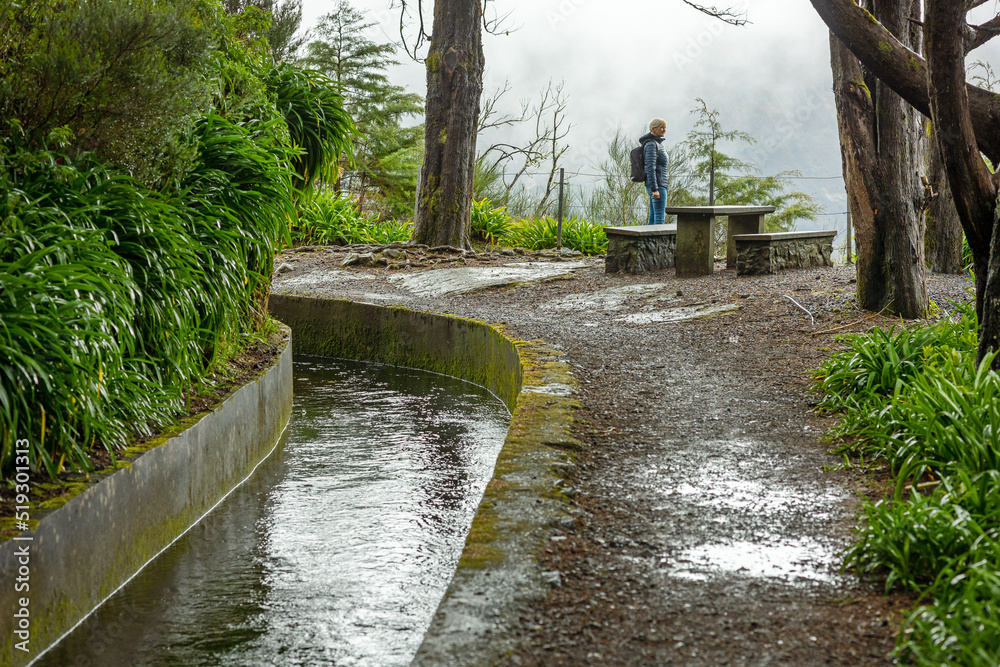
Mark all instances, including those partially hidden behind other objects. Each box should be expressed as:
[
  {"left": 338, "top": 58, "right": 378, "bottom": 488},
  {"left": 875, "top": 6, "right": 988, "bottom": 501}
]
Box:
[
  {"left": 293, "top": 189, "right": 411, "bottom": 245},
  {"left": 470, "top": 198, "right": 511, "bottom": 245},
  {"left": 506, "top": 216, "right": 607, "bottom": 255},
  {"left": 294, "top": 190, "right": 374, "bottom": 245},
  {"left": 560, "top": 216, "right": 608, "bottom": 255},
  {"left": 897, "top": 563, "right": 1000, "bottom": 666},
  {"left": 265, "top": 63, "right": 356, "bottom": 194},
  {"left": 0, "top": 111, "right": 292, "bottom": 477},
  {"left": 0, "top": 0, "right": 218, "bottom": 185},
  {"left": 813, "top": 301, "right": 1000, "bottom": 664}
]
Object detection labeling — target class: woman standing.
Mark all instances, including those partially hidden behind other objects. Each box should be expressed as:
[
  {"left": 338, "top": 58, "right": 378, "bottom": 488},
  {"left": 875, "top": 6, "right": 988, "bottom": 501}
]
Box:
[{"left": 640, "top": 118, "right": 668, "bottom": 224}]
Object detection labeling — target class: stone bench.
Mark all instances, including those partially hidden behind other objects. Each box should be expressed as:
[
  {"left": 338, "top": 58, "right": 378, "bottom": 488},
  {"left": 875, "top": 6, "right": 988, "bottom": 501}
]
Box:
[
  {"left": 603, "top": 225, "right": 677, "bottom": 274},
  {"left": 733, "top": 230, "right": 837, "bottom": 275}
]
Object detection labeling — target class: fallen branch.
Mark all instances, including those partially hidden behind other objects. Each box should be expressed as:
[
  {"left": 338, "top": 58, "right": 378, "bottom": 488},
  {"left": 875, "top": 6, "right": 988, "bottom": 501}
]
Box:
[
  {"left": 812, "top": 308, "right": 892, "bottom": 336},
  {"left": 904, "top": 479, "right": 942, "bottom": 493},
  {"left": 783, "top": 295, "right": 815, "bottom": 326}
]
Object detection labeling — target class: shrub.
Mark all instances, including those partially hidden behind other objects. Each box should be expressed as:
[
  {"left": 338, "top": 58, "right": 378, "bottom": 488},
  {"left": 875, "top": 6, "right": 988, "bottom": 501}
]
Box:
[
  {"left": 898, "top": 564, "right": 1000, "bottom": 666},
  {"left": 0, "top": 115, "right": 291, "bottom": 477},
  {"left": 812, "top": 302, "right": 978, "bottom": 456},
  {"left": 264, "top": 63, "right": 356, "bottom": 194},
  {"left": 293, "top": 190, "right": 391, "bottom": 245},
  {"left": 0, "top": 0, "right": 219, "bottom": 185},
  {"left": 470, "top": 198, "right": 511, "bottom": 245},
  {"left": 507, "top": 216, "right": 607, "bottom": 255},
  {"left": 813, "top": 300, "right": 1000, "bottom": 664}
]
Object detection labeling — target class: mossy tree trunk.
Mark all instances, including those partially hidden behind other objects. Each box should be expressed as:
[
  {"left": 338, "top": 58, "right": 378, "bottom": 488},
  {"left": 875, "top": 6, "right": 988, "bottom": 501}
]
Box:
[
  {"left": 925, "top": 0, "right": 1000, "bottom": 364},
  {"left": 810, "top": 0, "right": 1000, "bottom": 366},
  {"left": 410, "top": 0, "right": 484, "bottom": 249},
  {"left": 924, "top": 125, "right": 965, "bottom": 274},
  {"left": 828, "top": 0, "right": 927, "bottom": 318}
]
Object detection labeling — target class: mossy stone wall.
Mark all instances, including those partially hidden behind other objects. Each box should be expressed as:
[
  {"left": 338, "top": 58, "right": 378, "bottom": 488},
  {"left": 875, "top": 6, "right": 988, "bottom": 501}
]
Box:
[
  {"left": 268, "top": 295, "right": 522, "bottom": 409},
  {"left": 0, "top": 334, "right": 293, "bottom": 667}
]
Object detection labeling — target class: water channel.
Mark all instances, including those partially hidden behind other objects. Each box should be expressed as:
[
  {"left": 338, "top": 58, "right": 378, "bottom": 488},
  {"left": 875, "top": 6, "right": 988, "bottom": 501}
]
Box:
[{"left": 37, "top": 357, "right": 511, "bottom": 667}]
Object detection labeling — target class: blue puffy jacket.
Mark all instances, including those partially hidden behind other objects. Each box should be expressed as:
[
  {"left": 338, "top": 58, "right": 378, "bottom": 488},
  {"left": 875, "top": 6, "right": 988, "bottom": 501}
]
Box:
[{"left": 640, "top": 132, "right": 668, "bottom": 191}]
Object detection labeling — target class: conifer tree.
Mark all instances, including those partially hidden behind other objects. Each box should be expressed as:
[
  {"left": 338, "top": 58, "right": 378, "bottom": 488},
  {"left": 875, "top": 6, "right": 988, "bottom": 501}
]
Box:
[{"left": 304, "top": 1, "right": 423, "bottom": 218}]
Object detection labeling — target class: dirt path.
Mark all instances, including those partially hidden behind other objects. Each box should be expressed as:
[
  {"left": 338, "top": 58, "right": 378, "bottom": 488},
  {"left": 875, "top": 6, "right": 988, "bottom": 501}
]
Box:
[{"left": 274, "top": 248, "right": 971, "bottom": 665}]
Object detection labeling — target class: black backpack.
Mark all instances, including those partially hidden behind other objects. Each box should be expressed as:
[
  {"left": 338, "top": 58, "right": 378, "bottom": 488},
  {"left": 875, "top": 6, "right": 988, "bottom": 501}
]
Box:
[{"left": 629, "top": 143, "right": 646, "bottom": 183}]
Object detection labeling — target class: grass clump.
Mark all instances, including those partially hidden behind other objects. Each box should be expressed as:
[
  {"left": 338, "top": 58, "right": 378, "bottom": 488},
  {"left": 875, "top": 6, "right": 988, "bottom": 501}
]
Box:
[
  {"left": 813, "top": 299, "right": 1000, "bottom": 664},
  {"left": 470, "top": 198, "right": 512, "bottom": 246},
  {"left": 293, "top": 189, "right": 412, "bottom": 245},
  {"left": 505, "top": 216, "right": 607, "bottom": 256}
]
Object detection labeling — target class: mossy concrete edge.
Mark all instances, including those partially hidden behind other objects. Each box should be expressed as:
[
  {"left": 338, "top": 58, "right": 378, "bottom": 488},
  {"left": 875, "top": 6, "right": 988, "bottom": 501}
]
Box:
[
  {"left": 0, "top": 330, "right": 293, "bottom": 667},
  {"left": 267, "top": 295, "right": 582, "bottom": 666}
]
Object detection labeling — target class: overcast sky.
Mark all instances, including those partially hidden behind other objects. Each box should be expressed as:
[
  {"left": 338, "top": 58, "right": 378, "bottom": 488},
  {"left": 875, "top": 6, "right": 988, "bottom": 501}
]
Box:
[{"left": 299, "top": 0, "right": 1000, "bottom": 236}]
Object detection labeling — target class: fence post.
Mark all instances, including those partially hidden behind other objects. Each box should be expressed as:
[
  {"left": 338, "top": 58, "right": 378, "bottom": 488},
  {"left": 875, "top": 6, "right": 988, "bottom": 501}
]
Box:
[
  {"left": 845, "top": 209, "right": 853, "bottom": 264},
  {"left": 557, "top": 168, "right": 565, "bottom": 251}
]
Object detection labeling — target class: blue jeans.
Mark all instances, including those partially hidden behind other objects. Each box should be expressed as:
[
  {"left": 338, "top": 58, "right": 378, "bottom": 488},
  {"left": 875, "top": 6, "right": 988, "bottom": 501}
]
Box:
[{"left": 647, "top": 186, "right": 666, "bottom": 224}]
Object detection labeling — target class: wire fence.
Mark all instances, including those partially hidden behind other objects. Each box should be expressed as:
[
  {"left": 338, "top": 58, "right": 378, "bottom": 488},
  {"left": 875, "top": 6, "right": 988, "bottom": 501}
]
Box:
[{"left": 339, "top": 164, "right": 855, "bottom": 257}]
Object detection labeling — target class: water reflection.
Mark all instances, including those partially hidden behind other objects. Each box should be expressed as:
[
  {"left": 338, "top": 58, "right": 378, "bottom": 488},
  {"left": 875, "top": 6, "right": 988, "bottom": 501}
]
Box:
[{"left": 38, "top": 357, "right": 510, "bottom": 667}]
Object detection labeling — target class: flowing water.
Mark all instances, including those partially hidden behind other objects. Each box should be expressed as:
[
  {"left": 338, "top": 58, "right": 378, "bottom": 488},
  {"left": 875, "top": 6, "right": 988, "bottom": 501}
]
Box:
[{"left": 37, "top": 357, "right": 510, "bottom": 667}]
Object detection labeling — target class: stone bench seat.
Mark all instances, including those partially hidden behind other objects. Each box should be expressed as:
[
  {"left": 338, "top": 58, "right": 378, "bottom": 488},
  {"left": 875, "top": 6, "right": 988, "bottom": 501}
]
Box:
[
  {"left": 603, "top": 225, "right": 677, "bottom": 274},
  {"left": 733, "top": 230, "right": 837, "bottom": 275}
]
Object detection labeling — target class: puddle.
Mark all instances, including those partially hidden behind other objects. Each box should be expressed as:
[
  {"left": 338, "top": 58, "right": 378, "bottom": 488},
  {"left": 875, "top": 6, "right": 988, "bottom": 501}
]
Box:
[
  {"left": 643, "top": 438, "right": 851, "bottom": 589},
  {"left": 619, "top": 303, "right": 740, "bottom": 324},
  {"left": 543, "top": 284, "right": 676, "bottom": 312},
  {"left": 391, "top": 262, "right": 590, "bottom": 296},
  {"left": 658, "top": 478, "right": 839, "bottom": 516},
  {"left": 669, "top": 538, "right": 843, "bottom": 584}
]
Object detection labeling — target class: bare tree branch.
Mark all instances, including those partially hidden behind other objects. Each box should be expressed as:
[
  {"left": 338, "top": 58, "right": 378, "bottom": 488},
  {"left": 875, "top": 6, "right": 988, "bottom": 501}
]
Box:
[
  {"left": 390, "top": 0, "right": 512, "bottom": 61},
  {"left": 681, "top": 0, "right": 749, "bottom": 26},
  {"left": 478, "top": 80, "right": 524, "bottom": 133},
  {"left": 967, "top": 14, "right": 1000, "bottom": 51}
]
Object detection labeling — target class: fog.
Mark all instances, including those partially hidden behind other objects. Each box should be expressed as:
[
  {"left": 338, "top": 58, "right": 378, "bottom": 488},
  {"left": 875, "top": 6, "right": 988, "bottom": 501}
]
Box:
[{"left": 299, "top": 0, "right": 1000, "bottom": 239}]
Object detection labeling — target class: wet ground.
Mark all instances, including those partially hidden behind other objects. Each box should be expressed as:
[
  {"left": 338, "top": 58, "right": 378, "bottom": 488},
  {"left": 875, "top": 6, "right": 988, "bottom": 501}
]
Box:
[{"left": 272, "top": 245, "right": 974, "bottom": 666}]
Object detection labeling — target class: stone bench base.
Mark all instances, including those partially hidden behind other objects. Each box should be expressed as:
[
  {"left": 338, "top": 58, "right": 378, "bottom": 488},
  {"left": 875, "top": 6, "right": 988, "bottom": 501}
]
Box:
[
  {"left": 734, "top": 230, "right": 837, "bottom": 275},
  {"left": 603, "top": 225, "right": 677, "bottom": 274}
]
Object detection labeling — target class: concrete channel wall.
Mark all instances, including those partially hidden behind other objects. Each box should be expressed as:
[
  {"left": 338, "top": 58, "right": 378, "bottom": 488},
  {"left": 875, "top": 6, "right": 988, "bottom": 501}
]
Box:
[
  {"left": 0, "top": 333, "right": 293, "bottom": 667},
  {"left": 268, "top": 295, "right": 582, "bottom": 666}
]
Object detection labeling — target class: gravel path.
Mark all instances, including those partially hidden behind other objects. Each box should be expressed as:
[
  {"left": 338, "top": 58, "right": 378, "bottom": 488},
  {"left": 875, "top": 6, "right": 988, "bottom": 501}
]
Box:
[{"left": 273, "top": 246, "right": 974, "bottom": 666}]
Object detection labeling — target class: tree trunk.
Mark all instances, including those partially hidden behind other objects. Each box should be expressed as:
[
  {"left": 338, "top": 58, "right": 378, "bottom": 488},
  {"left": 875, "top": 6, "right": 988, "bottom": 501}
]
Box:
[
  {"left": 830, "top": 34, "right": 881, "bottom": 307},
  {"left": 925, "top": 0, "right": 1000, "bottom": 364},
  {"left": 923, "top": 123, "right": 965, "bottom": 274},
  {"left": 829, "top": 0, "right": 927, "bottom": 318},
  {"left": 810, "top": 0, "right": 1000, "bottom": 166},
  {"left": 811, "top": 0, "right": 1000, "bottom": 365},
  {"left": 410, "top": 0, "right": 484, "bottom": 248}
]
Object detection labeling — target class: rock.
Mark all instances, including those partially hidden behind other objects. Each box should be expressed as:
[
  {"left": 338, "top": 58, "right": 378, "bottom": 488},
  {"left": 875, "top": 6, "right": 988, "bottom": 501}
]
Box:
[
  {"left": 540, "top": 570, "right": 562, "bottom": 587},
  {"left": 556, "top": 516, "right": 576, "bottom": 531},
  {"left": 384, "top": 248, "right": 402, "bottom": 259},
  {"left": 499, "top": 248, "right": 516, "bottom": 256},
  {"left": 274, "top": 262, "right": 295, "bottom": 275},
  {"left": 341, "top": 252, "right": 374, "bottom": 267}
]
